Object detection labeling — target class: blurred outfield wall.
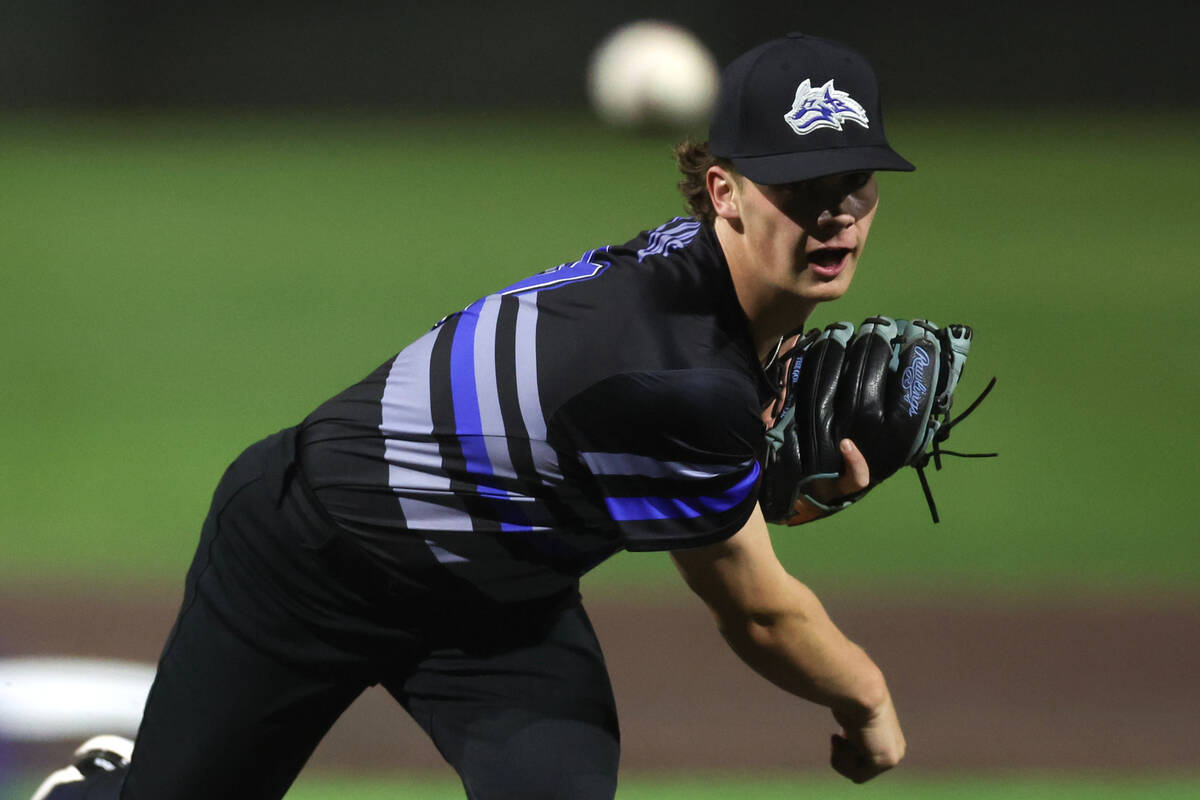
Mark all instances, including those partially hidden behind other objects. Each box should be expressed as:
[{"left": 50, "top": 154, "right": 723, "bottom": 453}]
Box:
[{"left": 1, "top": 0, "right": 1197, "bottom": 111}]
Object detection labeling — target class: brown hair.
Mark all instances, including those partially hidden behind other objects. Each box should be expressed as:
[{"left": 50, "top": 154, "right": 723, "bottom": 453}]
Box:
[{"left": 673, "top": 138, "right": 736, "bottom": 225}]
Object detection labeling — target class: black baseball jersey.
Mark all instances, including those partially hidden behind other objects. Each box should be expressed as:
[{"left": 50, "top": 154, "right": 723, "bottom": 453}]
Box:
[{"left": 299, "top": 218, "right": 776, "bottom": 602}]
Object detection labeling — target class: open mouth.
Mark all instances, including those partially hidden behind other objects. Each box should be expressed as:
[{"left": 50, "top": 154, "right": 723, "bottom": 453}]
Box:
[{"left": 808, "top": 247, "right": 851, "bottom": 266}]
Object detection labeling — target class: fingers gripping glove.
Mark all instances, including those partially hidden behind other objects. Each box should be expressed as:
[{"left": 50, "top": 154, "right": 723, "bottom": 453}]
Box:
[{"left": 760, "top": 317, "right": 995, "bottom": 524}]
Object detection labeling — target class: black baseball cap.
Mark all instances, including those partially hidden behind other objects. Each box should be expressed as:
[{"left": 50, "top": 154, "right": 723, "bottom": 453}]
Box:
[{"left": 708, "top": 33, "right": 914, "bottom": 185}]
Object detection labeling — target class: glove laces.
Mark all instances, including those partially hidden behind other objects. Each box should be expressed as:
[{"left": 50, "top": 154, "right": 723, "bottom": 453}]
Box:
[{"left": 913, "top": 377, "right": 998, "bottom": 523}]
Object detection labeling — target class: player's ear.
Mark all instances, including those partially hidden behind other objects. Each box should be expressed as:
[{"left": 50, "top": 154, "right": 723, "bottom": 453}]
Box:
[{"left": 707, "top": 165, "right": 741, "bottom": 221}]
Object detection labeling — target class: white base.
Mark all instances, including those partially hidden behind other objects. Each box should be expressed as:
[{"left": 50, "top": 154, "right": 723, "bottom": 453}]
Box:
[{"left": 0, "top": 657, "right": 154, "bottom": 740}]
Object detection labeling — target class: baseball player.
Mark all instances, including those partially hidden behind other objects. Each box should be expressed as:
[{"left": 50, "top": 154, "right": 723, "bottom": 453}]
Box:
[{"left": 36, "top": 32, "right": 920, "bottom": 799}]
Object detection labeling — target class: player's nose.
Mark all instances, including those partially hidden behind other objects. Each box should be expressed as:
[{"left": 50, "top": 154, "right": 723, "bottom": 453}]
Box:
[{"left": 815, "top": 205, "right": 855, "bottom": 229}]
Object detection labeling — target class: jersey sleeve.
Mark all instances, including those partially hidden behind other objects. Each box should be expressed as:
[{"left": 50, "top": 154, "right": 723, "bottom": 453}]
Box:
[{"left": 550, "top": 368, "right": 765, "bottom": 552}]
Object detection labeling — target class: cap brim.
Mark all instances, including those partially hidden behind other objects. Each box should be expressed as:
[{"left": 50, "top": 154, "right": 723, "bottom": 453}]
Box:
[{"left": 729, "top": 145, "right": 914, "bottom": 185}]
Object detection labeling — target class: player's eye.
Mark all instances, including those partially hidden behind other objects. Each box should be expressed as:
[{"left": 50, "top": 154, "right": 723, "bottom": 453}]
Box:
[{"left": 843, "top": 171, "right": 873, "bottom": 192}]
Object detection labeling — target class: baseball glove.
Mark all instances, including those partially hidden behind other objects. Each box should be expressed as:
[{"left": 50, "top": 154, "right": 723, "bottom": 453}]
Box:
[{"left": 760, "top": 316, "right": 995, "bottom": 524}]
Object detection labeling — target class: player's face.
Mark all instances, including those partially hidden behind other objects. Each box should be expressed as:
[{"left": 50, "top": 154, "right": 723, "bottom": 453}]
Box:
[{"left": 737, "top": 171, "right": 879, "bottom": 302}]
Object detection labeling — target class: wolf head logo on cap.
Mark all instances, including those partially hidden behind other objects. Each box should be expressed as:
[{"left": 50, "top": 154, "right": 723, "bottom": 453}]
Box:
[{"left": 785, "top": 79, "right": 870, "bottom": 137}]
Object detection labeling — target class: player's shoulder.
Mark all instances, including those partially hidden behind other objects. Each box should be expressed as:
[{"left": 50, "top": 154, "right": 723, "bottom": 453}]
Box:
[
  {"left": 476, "top": 216, "right": 716, "bottom": 312},
  {"left": 606, "top": 216, "right": 721, "bottom": 290},
  {"left": 571, "top": 216, "right": 735, "bottom": 344},
  {"left": 531, "top": 216, "right": 766, "bottom": 418}
]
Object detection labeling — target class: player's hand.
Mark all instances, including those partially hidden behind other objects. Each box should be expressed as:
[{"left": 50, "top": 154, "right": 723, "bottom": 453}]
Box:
[
  {"left": 781, "top": 439, "right": 870, "bottom": 526},
  {"left": 829, "top": 692, "right": 906, "bottom": 783}
]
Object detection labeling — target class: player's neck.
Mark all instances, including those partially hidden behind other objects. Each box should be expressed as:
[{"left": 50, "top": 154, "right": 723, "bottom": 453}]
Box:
[{"left": 715, "top": 220, "right": 818, "bottom": 363}]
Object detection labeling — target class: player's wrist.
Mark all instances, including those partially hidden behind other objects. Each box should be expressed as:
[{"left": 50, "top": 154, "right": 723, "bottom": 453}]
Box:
[{"left": 829, "top": 663, "right": 890, "bottom": 725}]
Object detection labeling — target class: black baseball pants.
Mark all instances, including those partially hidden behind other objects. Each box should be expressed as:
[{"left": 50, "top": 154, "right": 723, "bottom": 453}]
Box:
[{"left": 56, "top": 428, "right": 620, "bottom": 799}]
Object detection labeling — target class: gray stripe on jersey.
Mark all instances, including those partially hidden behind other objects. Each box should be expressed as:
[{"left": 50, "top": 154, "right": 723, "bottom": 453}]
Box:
[
  {"left": 390, "top": 439, "right": 451, "bottom": 489},
  {"left": 580, "top": 451, "right": 747, "bottom": 480},
  {"left": 515, "top": 292, "right": 562, "bottom": 482},
  {"left": 380, "top": 326, "right": 474, "bottom": 532},
  {"left": 396, "top": 494, "right": 472, "bottom": 531},
  {"left": 474, "top": 295, "right": 517, "bottom": 480},
  {"left": 425, "top": 539, "right": 468, "bottom": 563}
]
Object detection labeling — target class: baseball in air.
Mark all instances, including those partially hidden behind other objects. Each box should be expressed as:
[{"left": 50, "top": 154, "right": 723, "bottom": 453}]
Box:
[{"left": 587, "top": 21, "right": 720, "bottom": 131}]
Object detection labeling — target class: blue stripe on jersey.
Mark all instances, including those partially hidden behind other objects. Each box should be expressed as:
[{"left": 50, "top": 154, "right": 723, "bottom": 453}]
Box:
[
  {"left": 603, "top": 461, "right": 761, "bottom": 522},
  {"left": 449, "top": 297, "right": 534, "bottom": 532},
  {"left": 449, "top": 299, "right": 485, "bottom": 442}
]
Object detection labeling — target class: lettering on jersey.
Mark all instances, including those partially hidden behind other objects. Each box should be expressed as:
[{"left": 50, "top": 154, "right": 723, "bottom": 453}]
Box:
[
  {"left": 431, "top": 248, "right": 612, "bottom": 330},
  {"left": 785, "top": 79, "right": 870, "bottom": 136},
  {"left": 637, "top": 217, "right": 701, "bottom": 263},
  {"left": 498, "top": 247, "right": 612, "bottom": 297},
  {"left": 901, "top": 346, "right": 932, "bottom": 416}
]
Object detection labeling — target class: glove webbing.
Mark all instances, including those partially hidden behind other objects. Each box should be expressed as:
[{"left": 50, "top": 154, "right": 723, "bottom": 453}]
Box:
[{"left": 913, "top": 376, "right": 998, "bottom": 523}]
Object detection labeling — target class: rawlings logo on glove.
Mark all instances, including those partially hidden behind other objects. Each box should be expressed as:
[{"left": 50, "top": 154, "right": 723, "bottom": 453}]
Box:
[
  {"left": 901, "top": 347, "right": 930, "bottom": 416},
  {"left": 760, "top": 316, "right": 996, "bottom": 524}
]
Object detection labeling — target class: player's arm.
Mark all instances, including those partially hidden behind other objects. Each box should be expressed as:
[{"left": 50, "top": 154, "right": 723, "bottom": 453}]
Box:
[{"left": 670, "top": 486, "right": 905, "bottom": 782}]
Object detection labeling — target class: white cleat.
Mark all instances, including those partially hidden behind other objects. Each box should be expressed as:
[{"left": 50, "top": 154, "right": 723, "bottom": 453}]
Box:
[{"left": 31, "top": 735, "right": 134, "bottom": 800}]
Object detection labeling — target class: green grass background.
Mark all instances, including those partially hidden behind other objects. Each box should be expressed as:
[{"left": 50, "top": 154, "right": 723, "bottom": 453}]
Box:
[
  {"left": 2, "top": 112, "right": 1198, "bottom": 796},
  {"left": 290, "top": 772, "right": 1200, "bottom": 799},
  {"left": 3, "top": 110, "right": 1197, "bottom": 597},
  {"left": 8, "top": 771, "right": 1200, "bottom": 799}
]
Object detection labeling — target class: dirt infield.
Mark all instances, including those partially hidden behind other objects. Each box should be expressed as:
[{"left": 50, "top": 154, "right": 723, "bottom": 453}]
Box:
[{"left": 3, "top": 583, "right": 1198, "bottom": 775}]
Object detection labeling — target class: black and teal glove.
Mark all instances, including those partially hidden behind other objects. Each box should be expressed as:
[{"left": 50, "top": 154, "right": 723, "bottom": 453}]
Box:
[{"left": 760, "top": 316, "right": 995, "bottom": 524}]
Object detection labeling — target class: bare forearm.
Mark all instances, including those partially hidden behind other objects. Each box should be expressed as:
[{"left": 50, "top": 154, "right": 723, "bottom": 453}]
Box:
[
  {"left": 672, "top": 508, "right": 905, "bottom": 782},
  {"left": 713, "top": 575, "right": 888, "bottom": 719}
]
